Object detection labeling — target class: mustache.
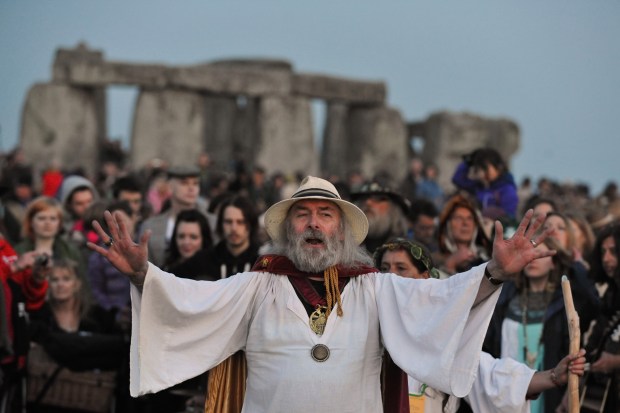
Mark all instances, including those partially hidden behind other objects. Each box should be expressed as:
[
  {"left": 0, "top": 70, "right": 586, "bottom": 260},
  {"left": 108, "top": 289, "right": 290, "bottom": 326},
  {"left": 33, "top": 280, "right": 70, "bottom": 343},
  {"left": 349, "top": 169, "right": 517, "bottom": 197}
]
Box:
[{"left": 301, "top": 228, "right": 327, "bottom": 242}]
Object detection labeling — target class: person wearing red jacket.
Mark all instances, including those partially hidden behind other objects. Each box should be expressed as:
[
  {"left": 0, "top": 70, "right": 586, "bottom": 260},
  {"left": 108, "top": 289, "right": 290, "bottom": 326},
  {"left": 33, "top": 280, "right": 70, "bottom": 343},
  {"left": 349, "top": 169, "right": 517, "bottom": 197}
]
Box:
[{"left": 0, "top": 236, "right": 49, "bottom": 411}]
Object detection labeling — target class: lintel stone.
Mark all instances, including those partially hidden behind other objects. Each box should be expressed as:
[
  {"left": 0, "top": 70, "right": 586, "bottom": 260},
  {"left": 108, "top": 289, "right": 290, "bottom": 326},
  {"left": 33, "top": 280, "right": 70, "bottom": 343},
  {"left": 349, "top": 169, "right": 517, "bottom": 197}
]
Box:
[{"left": 293, "top": 73, "right": 386, "bottom": 104}]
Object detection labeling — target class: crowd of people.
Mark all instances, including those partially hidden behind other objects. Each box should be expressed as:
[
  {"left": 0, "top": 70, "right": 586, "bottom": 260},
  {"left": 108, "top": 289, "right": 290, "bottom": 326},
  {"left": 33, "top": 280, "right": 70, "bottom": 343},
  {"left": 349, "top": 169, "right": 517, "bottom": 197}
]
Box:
[{"left": 0, "top": 144, "right": 618, "bottom": 413}]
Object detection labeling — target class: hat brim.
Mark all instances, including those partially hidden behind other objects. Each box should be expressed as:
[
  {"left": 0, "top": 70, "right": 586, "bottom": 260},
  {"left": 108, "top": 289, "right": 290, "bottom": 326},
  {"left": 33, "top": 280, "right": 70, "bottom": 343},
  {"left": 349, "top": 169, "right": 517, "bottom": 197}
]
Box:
[
  {"left": 264, "top": 196, "right": 369, "bottom": 245},
  {"left": 350, "top": 191, "right": 411, "bottom": 214}
]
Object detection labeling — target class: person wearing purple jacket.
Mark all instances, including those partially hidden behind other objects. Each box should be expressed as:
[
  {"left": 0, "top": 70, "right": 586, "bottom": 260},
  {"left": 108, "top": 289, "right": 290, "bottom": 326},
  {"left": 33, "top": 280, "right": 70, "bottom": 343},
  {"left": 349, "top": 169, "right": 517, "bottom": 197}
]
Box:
[
  {"left": 452, "top": 147, "right": 519, "bottom": 218},
  {"left": 88, "top": 201, "right": 133, "bottom": 312}
]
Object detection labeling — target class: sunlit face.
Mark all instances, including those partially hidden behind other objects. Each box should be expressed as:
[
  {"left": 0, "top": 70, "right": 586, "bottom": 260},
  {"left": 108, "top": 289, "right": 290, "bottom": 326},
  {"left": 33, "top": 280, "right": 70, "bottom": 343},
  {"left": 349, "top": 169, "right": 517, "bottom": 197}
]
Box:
[
  {"left": 170, "top": 177, "right": 200, "bottom": 208},
  {"left": 175, "top": 222, "right": 203, "bottom": 259},
  {"left": 524, "top": 243, "right": 554, "bottom": 280},
  {"left": 601, "top": 236, "right": 618, "bottom": 278},
  {"left": 69, "top": 189, "right": 94, "bottom": 218},
  {"left": 288, "top": 200, "right": 343, "bottom": 250},
  {"left": 32, "top": 208, "right": 61, "bottom": 239},
  {"left": 380, "top": 250, "right": 427, "bottom": 279},
  {"left": 222, "top": 206, "right": 250, "bottom": 250},
  {"left": 544, "top": 215, "right": 569, "bottom": 249},
  {"left": 49, "top": 267, "right": 81, "bottom": 303},
  {"left": 449, "top": 207, "right": 475, "bottom": 244}
]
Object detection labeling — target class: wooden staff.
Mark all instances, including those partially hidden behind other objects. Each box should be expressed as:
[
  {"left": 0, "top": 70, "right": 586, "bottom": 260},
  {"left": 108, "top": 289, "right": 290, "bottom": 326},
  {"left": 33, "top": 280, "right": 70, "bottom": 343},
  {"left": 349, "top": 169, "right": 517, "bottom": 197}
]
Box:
[{"left": 561, "top": 275, "right": 580, "bottom": 413}]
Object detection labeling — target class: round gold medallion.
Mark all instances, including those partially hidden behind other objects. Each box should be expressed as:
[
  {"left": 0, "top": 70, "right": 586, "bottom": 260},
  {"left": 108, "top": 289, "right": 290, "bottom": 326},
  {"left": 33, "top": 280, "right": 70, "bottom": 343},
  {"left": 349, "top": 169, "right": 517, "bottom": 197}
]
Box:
[{"left": 311, "top": 344, "right": 330, "bottom": 362}]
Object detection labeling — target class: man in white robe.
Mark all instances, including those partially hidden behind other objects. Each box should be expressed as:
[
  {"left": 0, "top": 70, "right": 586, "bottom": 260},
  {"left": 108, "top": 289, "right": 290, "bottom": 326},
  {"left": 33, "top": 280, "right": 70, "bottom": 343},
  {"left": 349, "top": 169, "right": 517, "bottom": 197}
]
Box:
[{"left": 89, "top": 176, "right": 554, "bottom": 413}]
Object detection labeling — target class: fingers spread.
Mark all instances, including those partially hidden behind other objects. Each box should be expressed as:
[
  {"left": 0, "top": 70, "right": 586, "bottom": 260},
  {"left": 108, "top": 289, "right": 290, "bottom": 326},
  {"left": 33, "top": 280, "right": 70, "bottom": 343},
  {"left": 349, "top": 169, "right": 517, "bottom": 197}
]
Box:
[
  {"left": 515, "top": 209, "right": 533, "bottom": 238},
  {"left": 114, "top": 210, "right": 128, "bottom": 241},
  {"left": 524, "top": 210, "right": 545, "bottom": 240},
  {"left": 87, "top": 242, "right": 108, "bottom": 256},
  {"left": 493, "top": 220, "right": 504, "bottom": 243},
  {"left": 104, "top": 210, "right": 121, "bottom": 241}
]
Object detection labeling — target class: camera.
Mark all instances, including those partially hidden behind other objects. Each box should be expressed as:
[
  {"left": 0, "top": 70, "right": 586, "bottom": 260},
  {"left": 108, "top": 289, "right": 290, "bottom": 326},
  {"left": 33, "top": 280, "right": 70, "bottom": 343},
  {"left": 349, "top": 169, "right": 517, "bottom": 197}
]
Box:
[{"left": 34, "top": 254, "right": 50, "bottom": 267}]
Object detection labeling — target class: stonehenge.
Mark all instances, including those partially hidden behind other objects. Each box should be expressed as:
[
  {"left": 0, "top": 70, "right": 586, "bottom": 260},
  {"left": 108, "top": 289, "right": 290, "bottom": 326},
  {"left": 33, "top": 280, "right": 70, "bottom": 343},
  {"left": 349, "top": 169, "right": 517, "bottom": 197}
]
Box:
[{"left": 19, "top": 43, "right": 519, "bottom": 190}]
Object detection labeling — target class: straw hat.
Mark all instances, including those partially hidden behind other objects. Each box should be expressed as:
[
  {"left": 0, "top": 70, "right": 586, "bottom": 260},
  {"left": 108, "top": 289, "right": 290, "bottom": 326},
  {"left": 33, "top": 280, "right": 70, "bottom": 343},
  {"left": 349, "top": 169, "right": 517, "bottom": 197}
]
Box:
[{"left": 263, "top": 176, "right": 369, "bottom": 245}]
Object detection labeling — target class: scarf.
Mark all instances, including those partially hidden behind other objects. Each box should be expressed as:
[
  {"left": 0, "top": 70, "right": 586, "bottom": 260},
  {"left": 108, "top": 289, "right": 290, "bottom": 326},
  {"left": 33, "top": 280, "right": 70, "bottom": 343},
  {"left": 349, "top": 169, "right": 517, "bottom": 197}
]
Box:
[{"left": 252, "top": 254, "right": 377, "bottom": 318}]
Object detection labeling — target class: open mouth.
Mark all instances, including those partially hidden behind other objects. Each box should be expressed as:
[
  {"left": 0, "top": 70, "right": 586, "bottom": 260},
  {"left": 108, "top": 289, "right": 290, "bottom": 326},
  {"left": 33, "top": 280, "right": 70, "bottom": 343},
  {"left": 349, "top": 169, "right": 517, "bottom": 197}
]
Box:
[{"left": 306, "top": 238, "right": 324, "bottom": 245}]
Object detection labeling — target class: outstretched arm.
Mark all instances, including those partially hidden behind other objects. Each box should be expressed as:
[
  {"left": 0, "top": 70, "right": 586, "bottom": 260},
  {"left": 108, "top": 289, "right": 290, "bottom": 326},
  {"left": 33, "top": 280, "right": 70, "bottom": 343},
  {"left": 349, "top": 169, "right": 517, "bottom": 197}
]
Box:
[
  {"left": 87, "top": 210, "right": 151, "bottom": 289},
  {"left": 474, "top": 209, "right": 555, "bottom": 306}
]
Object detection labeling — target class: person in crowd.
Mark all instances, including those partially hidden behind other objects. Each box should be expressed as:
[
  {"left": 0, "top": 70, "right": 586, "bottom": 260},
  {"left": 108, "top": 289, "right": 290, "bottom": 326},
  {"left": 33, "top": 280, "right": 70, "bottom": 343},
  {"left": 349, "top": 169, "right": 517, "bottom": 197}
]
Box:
[
  {"left": 112, "top": 175, "right": 145, "bottom": 239},
  {"left": 140, "top": 166, "right": 205, "bottom": 267},
  {"left": 351, "top": 181, "right": 411, "bottom": 253},
  {"left": 570, "top": 223, "right": 620, "bottom": 413},
  {"left": 163, "top": 209, "right": 214, "bottom": 280},
  {"left": 435, "top": 194, "right": 491, "bottom": 276},
  {"left": 27, "top": 258, "right": 127, "bottom": 411},
  {"left": 566, "top": 211, "right": 596, "bottom": 266},
  {"left": 484, "top": 237, "right": 599, "bottom": 412},
  {"left": 0, "top": 198, "right": 23, "bottom": 246},
  {"left": 58, "top": 175, "right": 99, "bottom": 247},
  {"left": 145, "top": 169, "right": 170, "bottom": 215},
  {"left": 0, "top": 233, "right": 49, "bottom": 411},
  {"left": 88, "top": 175, "right": 555, "bottom": 412},
  {"left": 543, "top": 212, "right": 575, "bottom": 254},
  {"left": 203, "top": 195, "right": 259, "bottom": 279},
  {"left": 247, "top": 165, "right": 270, "bottom": 214},
  {"left": 399, "top": 157, "right": 425, "bottom": 204},
  {"left": 374, "top": 238, "right": 586, "bottom": 413},
  {"left": 522, "top": 195, "right": 558, "bottom": 221},
  {"left": 87, "top": 201, "right": 134, "bottom": 313},
  {"left": 2, "top": 169, "right": 36, "bottom": 226},
  {"left": 416, "top": 163, "right": 445, "bottom": 210},
  {"left": 15, "top": 196, "right": 87, "bottom": 288},
  {"left": 452, "top": 147, "right": 519, "bottom": 218},
  {"left": 408, "top": 198, "right": 439, "bottom": 253},
  {"left": 40, "top": 159, "right": 64, "bottom": 198}
]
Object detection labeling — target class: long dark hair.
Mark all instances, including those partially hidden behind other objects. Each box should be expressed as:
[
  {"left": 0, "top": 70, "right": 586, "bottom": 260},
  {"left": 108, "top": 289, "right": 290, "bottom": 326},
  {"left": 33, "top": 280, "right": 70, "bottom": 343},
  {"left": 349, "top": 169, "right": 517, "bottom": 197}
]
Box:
[
  {"left": 215, "top": 196, "right": 258, "bottom": 245},
  {"left": 166, "top": 209, "right": 213, "bottom": 267},
  {"left": 589, "top": 222, "right": 620, "bottom": 285}
]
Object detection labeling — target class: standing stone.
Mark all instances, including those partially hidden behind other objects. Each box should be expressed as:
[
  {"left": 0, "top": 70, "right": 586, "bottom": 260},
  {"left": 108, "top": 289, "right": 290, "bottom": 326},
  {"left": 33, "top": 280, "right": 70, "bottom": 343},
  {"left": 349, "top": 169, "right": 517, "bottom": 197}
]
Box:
[
  {"left": 346, "top": 106, "right": 408, "bottom": 185},
  {"left": 130, "top": 89, "right": 207, "bottom": 169},
  {"left": 321, "top": 102, "right": 350, "bottom": 178},
  {"left": 20, "top": 83, "right": 104, "bottom": 179},
  {"left": 202, "top": 96, "right": 260, "bottom": 172},
  {"left": 255, "top": 96, "right": 317, "bottom": 177}
]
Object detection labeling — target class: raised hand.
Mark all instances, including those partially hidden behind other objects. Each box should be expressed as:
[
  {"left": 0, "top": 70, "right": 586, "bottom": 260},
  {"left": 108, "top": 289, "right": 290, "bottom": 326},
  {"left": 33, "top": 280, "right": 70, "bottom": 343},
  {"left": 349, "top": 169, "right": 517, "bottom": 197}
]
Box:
[
  {"left": 87, "top": 210, "right": 151, "bottom": 286},
  {"left": 487, "top": 209, "right": 556, "bottom": 281}
]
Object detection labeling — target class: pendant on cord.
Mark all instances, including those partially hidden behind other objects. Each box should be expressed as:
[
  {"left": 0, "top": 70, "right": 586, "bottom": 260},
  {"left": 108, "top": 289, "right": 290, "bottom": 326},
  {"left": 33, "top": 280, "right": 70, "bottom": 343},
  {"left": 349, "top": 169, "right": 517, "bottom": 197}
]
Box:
[{"left": 309, "top": 305, "right": 327, "bottom": 335}]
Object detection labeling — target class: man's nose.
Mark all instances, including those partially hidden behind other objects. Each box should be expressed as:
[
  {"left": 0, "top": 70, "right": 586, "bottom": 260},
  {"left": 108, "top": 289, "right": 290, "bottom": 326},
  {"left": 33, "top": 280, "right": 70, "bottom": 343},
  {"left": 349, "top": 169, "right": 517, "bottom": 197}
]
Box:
[{"left": 307, "top": 214, "right": 319, "bottom": 228}]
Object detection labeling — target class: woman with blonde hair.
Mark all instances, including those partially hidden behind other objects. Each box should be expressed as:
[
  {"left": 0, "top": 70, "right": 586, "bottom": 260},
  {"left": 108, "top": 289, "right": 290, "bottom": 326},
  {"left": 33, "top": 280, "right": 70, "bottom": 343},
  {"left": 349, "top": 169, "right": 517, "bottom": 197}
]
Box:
[{"left": 15, "top": 196, "right": 87, "bottom": 289}]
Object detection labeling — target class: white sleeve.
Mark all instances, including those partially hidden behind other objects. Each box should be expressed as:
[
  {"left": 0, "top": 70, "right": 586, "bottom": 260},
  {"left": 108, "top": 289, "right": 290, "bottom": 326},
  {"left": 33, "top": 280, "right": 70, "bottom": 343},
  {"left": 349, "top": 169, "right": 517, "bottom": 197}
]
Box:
[
  {"left": 465, "top": 352, "right": 535, "bottom": 413},
  {"left": 375, "top": 263, "right": 501, "bottom": 397},
  {"left": 129, "top": 264, "right": 262, "bottom": 396}
]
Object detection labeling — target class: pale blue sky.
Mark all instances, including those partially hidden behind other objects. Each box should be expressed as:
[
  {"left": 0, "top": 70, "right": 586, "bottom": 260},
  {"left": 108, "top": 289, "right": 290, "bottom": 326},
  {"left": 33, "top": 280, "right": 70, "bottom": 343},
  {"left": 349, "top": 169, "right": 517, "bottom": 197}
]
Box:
[{"left": 1, "top": 1, "right": 618, "bottom": 193}]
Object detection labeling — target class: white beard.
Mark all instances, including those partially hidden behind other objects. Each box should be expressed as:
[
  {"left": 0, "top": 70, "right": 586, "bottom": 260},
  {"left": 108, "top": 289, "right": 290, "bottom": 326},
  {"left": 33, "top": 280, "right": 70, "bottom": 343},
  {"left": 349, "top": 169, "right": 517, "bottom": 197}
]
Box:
[{"left": 286, "top": 227, "right": 342, "bottom": 273}]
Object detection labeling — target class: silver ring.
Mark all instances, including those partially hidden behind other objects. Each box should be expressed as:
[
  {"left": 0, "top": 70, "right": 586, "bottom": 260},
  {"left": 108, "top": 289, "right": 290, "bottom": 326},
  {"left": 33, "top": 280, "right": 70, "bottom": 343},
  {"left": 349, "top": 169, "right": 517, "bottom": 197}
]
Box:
[
  {"left": 530, "top": 239, "right": 537, "bottom": 248},
  {"left": 104, "top": 238, "right": 114, "bottom": 247}
]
